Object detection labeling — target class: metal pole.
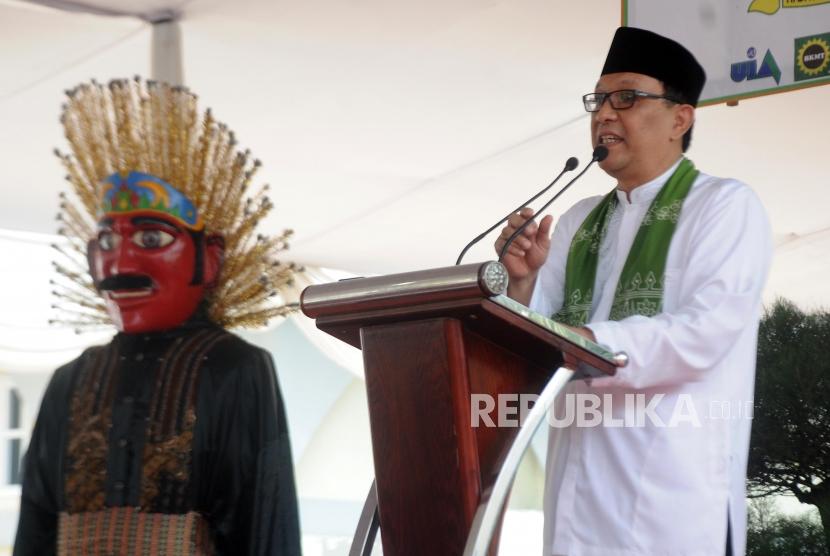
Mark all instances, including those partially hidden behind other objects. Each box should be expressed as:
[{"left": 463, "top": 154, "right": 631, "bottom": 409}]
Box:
[
  {"left": 463, "top": 366, "right": 575, "bottom": 556},
  {"left": 349, "top": 480, "right": 380, "bottom": 556},
  {"left": 151, "top": 18, "right": 184, "bottom": 86}
]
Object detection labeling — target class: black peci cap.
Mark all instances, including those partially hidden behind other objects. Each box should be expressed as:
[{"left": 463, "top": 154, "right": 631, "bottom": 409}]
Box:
[{"left": 601, "top": 27, "right": 706, "bottom": 106}]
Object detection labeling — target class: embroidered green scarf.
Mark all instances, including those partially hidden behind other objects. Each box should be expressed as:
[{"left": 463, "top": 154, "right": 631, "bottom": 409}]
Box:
[{"left": 553, "top": 158, "right": 699, "bottom": 326}]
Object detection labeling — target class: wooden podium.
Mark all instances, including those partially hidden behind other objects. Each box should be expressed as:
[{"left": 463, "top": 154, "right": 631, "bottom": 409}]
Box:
[{"left": 301, "top": 262, "right": 621, "bottom": 556}]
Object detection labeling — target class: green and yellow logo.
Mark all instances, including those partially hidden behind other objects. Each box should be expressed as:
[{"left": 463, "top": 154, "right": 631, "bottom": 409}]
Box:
[
  {"left": 749, "top": 0, "right": 830, "bottom": 14},
  {"left": 794, "top": 33, "right": 830, "bottom": 81}
]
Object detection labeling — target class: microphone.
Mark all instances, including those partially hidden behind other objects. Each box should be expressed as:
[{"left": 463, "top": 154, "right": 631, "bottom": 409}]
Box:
[
  {"left": 497, "top": 146, "right": 608, "bottom": 262},
  {"left": 454, "top": 156, "right": 579, "bottom": 265}
]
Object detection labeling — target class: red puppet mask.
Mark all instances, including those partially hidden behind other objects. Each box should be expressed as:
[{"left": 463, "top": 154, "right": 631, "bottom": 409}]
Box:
[{"left": 88, "top": 172, "right": 223, "bottom": 333}]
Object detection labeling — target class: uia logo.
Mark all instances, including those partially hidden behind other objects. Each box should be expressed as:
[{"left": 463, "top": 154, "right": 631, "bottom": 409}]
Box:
[
  {"left": 748, "top": 0, "right": 830, "bottom": 15},
  {"left": 795, "top": 33, "right": 830, "bottom": 81},
  {"left": 731, "top": 47, "right": 782, "bottom": 85}
]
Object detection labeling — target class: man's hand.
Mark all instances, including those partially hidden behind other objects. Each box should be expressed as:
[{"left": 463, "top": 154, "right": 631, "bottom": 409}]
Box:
[
  {"left": 565, "top": 325, "right": 596, "bottom": 343},
  {"left": 494, "top": 207, "right": 553, "bottom": 305}
]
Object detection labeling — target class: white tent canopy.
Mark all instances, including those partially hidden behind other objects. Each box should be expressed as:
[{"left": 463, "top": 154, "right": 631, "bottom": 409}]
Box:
[
  {"left": 1, "top": 0, "right": 828, "bottom": 308},
  {"left": 1, "top": 2, "right": 827, "bottom": 551}
]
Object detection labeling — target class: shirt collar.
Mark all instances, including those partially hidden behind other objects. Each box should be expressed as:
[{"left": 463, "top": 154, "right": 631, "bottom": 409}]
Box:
[{"left": 615, "top": 157, "right": 684, "bottom": 206}]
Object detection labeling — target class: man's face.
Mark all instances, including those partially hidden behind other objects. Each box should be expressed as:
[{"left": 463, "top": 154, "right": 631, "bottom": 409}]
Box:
[
  {"left": 89, "top": 211, "right": 206, "bottom": 333},
  {"left": 591, "top": 72, "right": 688, "bottom": 188}
]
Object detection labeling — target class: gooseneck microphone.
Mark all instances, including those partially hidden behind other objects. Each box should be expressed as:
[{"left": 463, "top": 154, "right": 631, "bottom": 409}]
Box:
[
  {"left": 454, "top": 156, "right": 579, "bottom": 265},
  {"left": 497, "top": 146, "right": 608, "bottom": 262}
]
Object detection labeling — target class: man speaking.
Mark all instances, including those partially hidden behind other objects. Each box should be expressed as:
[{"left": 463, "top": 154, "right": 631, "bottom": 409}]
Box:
[{"left": 496, "top": 27, "right": 772, "bottom": 556}]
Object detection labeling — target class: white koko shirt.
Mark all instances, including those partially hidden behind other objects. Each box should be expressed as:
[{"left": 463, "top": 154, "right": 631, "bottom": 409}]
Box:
[{"left": 530, "top": 159, "right": 772, "bottom": 556}]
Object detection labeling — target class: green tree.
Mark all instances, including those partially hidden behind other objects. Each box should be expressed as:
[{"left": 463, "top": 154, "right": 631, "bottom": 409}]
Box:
[
  {"left": 748, "top": 299, "right": 830, "bottom": 550},
  {"left": 747, "top": 497, "right": 827, "bottom": 555}
]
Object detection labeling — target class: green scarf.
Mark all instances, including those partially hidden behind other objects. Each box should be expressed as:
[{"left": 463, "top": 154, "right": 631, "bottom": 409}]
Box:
[{"left": 553, "top": 158, "right": 699, "bottom": 326}]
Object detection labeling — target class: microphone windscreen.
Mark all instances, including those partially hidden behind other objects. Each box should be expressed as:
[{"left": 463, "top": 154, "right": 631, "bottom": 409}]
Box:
[
  {"left": 565, "top": 157, "right": 579, "bottom": 171},
  {"left": 593, "top": 146, "right": 609, "bottom": 162}
]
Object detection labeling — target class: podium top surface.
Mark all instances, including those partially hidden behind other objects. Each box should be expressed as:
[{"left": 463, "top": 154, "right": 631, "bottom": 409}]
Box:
[
  {"left": 301, "top": 262, "right": 622, "bottom": 377},
  {"left": 301, "top": 261, "right": 509, "bottom": 319},
  {"left": 489, "top": 294, "right": 622, "bottom": 369}
]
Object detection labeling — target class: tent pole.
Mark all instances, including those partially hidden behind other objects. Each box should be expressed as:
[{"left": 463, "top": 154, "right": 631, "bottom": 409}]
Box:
[{"left": 151, "top": 18, "right": 183, "bottom": 86}]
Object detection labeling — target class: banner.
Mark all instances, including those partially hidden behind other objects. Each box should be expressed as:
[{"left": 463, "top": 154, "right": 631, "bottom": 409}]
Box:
[{"left": 623, "top": 0, "right": 830, "bottom": 105}]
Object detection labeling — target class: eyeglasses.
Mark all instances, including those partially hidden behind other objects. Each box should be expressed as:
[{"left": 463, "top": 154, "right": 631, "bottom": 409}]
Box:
[{"left": 582, "top": 89, "right": 680, "bottom": 112}]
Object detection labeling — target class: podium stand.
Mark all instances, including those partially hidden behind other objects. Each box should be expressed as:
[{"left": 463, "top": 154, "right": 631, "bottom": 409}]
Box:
[{"left": 301, "top": 262, "right": 623, "bottom": 556}]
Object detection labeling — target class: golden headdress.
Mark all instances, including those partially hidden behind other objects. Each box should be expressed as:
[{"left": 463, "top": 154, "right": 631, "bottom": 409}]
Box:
[{"left": 51, "top": 77, "right": 299, "bottom": 331}]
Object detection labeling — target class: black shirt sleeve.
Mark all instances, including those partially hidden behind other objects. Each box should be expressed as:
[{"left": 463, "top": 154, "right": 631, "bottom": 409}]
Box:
[
  {"left": 194, "top": 340, "right": 302, "bottom": 556},
  {"left": 14, "top": 358, "right": 78, "bottom": 556}
]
